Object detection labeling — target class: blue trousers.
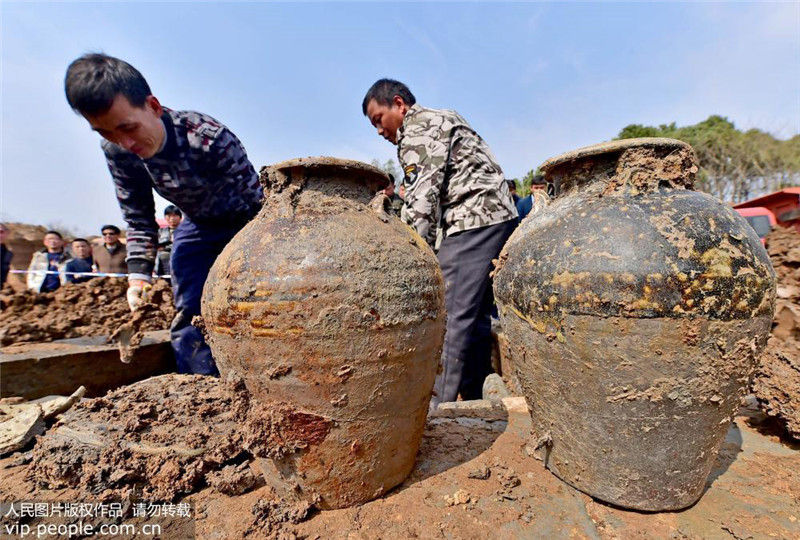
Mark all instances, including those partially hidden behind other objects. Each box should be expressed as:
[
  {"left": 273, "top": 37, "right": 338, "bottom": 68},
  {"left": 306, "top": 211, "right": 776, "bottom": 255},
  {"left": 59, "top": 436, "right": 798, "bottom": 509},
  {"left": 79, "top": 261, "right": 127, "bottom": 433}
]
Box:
[{"left": 169, "top": 218, "right": 245, "bottom": 375}]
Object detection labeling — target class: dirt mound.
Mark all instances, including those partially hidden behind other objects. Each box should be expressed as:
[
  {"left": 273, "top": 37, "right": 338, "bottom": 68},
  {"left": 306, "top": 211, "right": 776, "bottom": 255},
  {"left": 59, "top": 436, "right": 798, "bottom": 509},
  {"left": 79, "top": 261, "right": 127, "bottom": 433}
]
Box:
[
  {"left": 0, "top": 277, "right": 174, "bottom": 346},
  {"left": 28, "top": 374, "right": 250, "bottom": 501},
  {"left": 2, "top": 222, "right": 48, "bottom": 291},
  {"left": 751, "top": 226, "right": 800, "bottom": 439}
]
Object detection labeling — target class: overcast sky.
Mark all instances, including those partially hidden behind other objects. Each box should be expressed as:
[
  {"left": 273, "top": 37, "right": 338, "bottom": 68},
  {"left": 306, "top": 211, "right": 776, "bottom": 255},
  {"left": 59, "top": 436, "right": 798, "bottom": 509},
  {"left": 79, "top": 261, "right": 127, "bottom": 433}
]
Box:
[{"left": 1, "top": 1, "right": 798, "bottom": 235}]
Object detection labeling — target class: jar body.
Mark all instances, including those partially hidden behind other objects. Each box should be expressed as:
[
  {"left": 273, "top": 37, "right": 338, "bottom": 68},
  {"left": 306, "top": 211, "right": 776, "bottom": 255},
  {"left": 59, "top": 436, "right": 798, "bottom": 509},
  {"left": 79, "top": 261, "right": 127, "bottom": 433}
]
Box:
[
  {"left": 493, "top": 139, "right": 776, "bottom": 510},
  {"left": 201, "top": 158, "right": 446, "bottom": 509}
]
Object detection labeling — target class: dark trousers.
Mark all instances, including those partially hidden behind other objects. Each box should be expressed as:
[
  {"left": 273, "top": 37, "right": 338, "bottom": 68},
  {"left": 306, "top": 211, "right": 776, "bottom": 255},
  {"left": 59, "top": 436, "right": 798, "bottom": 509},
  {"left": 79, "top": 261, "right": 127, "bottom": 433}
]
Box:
[
  {"left": 169, "top": 217, "right": 244, "bottom": 375},
  {"left": 432, "top": 219, "right": 516, "bottom": 405}
]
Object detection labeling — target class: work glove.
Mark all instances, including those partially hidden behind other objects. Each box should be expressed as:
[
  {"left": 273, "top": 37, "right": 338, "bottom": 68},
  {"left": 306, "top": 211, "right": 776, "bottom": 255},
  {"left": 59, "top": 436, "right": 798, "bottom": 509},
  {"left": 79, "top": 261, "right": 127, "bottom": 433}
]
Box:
[{"left": 127, "top": 279, "right": 152, "bottom": 312}]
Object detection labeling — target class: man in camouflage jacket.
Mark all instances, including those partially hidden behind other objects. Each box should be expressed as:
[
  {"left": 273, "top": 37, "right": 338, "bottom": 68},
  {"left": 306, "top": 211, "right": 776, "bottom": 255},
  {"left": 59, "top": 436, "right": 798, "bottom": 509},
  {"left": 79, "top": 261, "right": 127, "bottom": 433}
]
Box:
[
  {"left": 65, "top": 54, "right": 262, "bottom": 375},
  {"left": 363, "top": 79, "right": 518, "bottom": 406}
]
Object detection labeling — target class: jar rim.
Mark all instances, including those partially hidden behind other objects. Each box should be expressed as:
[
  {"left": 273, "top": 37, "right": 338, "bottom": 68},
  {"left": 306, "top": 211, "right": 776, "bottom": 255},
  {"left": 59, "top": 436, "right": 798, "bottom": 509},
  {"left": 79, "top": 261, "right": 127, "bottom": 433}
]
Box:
[
  {"left": 266, "top": 156, "right": 389, "bottom": 188},
  {"left": 539, "top": 137, "right": 692, "bottom": 174}
]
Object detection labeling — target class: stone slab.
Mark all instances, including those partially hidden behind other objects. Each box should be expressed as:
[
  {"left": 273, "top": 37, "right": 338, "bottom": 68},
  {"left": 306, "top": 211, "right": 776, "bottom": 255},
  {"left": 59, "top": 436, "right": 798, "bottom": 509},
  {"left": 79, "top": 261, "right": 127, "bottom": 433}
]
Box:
[{"left": 0, "top": 330, "right": 174, "bottom": 400}]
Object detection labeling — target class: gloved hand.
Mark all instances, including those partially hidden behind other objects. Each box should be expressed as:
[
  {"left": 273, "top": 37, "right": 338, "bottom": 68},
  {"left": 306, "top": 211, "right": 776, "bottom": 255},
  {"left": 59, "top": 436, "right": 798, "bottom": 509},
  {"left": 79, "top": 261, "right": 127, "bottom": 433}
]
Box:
[{"left": 127, "top": 279, "right": 152, "bottom": 312}]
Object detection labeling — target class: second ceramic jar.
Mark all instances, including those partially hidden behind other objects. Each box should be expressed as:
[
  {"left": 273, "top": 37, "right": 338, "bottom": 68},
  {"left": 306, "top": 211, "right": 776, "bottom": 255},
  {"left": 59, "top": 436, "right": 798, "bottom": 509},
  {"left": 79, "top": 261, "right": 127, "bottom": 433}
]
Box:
[{"left": 493, "top": 138, "right": 775, "bottom": 511}]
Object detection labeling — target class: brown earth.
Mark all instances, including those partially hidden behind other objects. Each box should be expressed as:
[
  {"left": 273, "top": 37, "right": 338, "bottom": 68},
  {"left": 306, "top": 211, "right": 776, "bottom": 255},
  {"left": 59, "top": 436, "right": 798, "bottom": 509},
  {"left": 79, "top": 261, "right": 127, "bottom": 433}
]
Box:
[
  {"left": 28, "top": 375, "right": 248, "bottom": 502},
  {"left": 0, "top": 277, "right": 174, "bottom": 347},
  {"left": 3, "top": 396, "right": 798, "bottom": 539},
  {"left": 751, "top": 226, "right": 800, "bottom": 439}
]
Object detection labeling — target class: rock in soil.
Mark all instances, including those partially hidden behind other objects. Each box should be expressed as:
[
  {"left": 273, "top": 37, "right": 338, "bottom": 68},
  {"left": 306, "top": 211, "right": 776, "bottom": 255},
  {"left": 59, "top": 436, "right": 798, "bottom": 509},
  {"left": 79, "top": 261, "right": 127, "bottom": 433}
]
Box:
[
  {"left": 207, "top": 461, "right": 261, "bottom": 496},
  {"left": 247, "top": 492, "right": 317, "bottom": 538},
  {"left": 28, "top": 374, "right": 247, "bottom": 501},
  {"left": 0, "top": 277, "right": 174, "bottom": 347},
  {"left": 0, "top": 403, "right": 45, "bottom": 455}
]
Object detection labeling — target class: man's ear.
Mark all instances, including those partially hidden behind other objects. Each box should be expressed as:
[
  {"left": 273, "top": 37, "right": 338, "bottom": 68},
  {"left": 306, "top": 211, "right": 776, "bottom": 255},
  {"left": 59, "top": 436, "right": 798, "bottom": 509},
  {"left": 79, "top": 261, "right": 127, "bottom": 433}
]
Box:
[
  {"left": 392, "top": 95, "right": 408, "bottom": 114},
  {"left": 146, "top": 95, "right": 164, "bottom": 116}
]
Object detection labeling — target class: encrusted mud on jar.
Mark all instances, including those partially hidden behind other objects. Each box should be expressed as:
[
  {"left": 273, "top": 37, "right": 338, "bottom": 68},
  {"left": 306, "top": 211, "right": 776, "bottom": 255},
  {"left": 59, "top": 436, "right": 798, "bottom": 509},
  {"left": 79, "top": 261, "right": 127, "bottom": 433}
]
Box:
[
  {"left": 493, "top": 138, "right": 776, "bottom": 511},
  {"left": 201, "top": 157, "right": 446, "bottom": 510}
]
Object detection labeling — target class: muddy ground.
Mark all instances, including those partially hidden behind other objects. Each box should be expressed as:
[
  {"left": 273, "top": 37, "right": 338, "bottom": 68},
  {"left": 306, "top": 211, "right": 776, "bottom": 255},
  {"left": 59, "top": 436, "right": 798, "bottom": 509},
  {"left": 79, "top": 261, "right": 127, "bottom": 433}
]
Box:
[
  {"left": 752, "top": 226, "right": 800, "bottom": 439},
  {"left": 1, "top": 390, "right": 797, "bottom": 539},
  {"left": 0, "top": 277, "right": 174, "bottom": 347}
]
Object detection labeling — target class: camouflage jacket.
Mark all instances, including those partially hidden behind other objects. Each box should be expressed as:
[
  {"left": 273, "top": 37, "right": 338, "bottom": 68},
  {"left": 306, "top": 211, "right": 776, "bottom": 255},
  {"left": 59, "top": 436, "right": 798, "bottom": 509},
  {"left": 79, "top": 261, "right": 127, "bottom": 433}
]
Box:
[
  {"left": 102, "top": 108, "right": 262, "bottom": 280},
  {"left": 397, "top": 104, "right": 517, "bottom": 246}
]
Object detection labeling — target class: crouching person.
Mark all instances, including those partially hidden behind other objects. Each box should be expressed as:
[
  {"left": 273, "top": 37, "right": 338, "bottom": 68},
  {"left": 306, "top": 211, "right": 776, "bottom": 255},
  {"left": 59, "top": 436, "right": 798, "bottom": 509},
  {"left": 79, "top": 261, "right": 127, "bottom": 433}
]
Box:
[{"left": 65, "top": 53, "right": 262, "bottom": 375}]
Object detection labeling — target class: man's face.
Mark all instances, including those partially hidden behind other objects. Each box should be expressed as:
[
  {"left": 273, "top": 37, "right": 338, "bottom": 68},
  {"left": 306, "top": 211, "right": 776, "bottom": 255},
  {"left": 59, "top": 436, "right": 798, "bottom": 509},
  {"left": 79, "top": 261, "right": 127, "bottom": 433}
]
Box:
[
  {"left": 366, "top": 97, "right": 408, "bottom": 145},
  {"left": 102, "top": 230, "right": 120, "bottom": 246},
  {"left": 0, "top": 226, "right": 7, "bottom": 244},
  {"left": 43, "top": 234, "right": 63, "bottom": 252},
  {"left": 72, "top": 241, "right": 91, "bottom": 259},
  {"left": 165, "top": 213, "right": 182, "bottom": 228},
  {"left": 86, "top": 94, "right": 166, "bottom": 158}
]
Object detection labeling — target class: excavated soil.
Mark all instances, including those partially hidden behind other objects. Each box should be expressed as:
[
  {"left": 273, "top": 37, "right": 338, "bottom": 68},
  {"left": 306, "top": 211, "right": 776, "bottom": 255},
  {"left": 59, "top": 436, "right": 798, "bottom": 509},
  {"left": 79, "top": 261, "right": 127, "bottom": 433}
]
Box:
[
  {"left": 4, "top": 399, "right": 798, "bottom": 539},
  {"left": 752, "top": 226, "right": 800, "bottom": 439},
  {"left": 0, "top": 277, "right": 174, "bottom": 347},
  {"left": 28, "top": 375, "right": 248, "bottom": 502}
]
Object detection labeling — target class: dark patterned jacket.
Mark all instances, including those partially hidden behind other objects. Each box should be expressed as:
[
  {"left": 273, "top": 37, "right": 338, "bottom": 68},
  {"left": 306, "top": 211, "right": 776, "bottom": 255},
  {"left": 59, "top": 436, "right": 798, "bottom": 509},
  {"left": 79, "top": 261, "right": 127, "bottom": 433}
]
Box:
[{"left": 102, "top": 108, "right": 262, "bottom": 279}]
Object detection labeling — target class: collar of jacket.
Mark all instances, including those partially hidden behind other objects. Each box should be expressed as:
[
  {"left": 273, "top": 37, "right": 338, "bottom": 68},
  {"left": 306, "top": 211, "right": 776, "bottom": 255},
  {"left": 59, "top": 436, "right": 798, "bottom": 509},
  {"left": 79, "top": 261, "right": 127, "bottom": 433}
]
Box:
[
  {"left": 397, "top": 103, "right": 423, "bottom": 145},
  {"left": 152, "top": 108, "right": 179, "bottom": 159}
]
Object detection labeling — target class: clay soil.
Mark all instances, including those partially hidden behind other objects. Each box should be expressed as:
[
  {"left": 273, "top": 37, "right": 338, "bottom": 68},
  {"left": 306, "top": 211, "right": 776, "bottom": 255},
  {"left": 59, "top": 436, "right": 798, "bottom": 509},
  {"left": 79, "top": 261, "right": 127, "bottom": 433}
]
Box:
[
  {"left": 2, "top": 394, "right": 798, "bottom": 539},
  {"left": 28, "top": 375, "right": 248, "bottom": 502},
  {"left": 751, "top": 226, "right": 800, "bottom": 440},
  {"left": 0, "top": 277, "right": 174, "bottom": 347}
]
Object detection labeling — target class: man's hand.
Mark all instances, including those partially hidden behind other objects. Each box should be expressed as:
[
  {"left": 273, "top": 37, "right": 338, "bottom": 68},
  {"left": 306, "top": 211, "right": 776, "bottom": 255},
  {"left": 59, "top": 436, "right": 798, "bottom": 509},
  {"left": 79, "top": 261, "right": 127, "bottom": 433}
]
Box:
[{"left": 127, "top": 279, "right": 152, "bottom": 312}]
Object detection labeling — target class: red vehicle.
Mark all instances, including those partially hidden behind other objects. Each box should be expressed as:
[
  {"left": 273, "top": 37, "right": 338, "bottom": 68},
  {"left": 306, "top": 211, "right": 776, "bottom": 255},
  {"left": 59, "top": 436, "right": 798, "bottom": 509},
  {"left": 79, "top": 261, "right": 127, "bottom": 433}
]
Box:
[
  {"left": 733, "top": 188, "right": 800, "bottom": 242},
  {"left": 734, "top": 207, "right": 777, "bottom": 244}
]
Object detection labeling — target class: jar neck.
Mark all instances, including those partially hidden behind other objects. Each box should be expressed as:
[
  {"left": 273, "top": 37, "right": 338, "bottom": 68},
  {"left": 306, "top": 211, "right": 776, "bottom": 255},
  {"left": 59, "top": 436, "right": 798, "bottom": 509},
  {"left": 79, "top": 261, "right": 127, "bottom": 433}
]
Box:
[
  {"left": 547, "top": 145, "right": 698, "bottom": 198},
  {"left": 260, "top": 164, "right": 386, "bottom": 217}
]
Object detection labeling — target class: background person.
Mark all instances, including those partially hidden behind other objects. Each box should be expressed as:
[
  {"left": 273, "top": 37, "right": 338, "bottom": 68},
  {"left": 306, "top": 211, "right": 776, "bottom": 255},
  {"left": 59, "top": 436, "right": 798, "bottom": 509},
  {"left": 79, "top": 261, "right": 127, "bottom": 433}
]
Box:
[
  {"left": 507, "top": 179, "right": 521, "bottom": 206},
  {"left": 363, "top": 78, "right": 518, "bottom": 406},
  {"left": 65, "top": 53, "right": 262, "bottom": 375},
  {"left": 383, "top": 176, "right": 404, "bottom": 217},
  {"left": 155, "top": 205, "right": 182, "bottom": 278},
  {"left": 27, "top": 230, "right": 72, "bottom": 292},
  {"left": 516, "top": 173, "right": 548, "bottom": 222},
  {"left": 64, "top": 238, "right": 94, "bottom": 283},
  {"left": 94, "top": 224, "right": 127, "bottom": 274},
  {"left": 0, "top": 224, "right": 12, "bottom": 288}
]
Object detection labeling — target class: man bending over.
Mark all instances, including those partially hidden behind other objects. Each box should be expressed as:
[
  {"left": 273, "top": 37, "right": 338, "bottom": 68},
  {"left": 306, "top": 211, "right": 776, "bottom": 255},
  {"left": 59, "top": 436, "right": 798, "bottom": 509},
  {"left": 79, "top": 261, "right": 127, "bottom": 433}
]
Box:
[{"left": 65, "top": 53, "right": 262, "bottom": 375}]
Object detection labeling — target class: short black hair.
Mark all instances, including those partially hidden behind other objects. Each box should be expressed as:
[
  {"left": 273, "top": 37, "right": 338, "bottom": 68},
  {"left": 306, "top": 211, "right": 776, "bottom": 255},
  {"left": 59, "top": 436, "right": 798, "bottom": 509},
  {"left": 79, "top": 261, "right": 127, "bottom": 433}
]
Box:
[
  {"left": 101, "top": 224, "right": 121, "bottom": 234},
  {"left": 362, "top": 79, "right": 416, "bottom": 116},
  {"left": 65, "top": 53, "right": 152, "bottom": 116},
  {"left": 45, "top": 230, "right": 63, "bottom": 239},
  {"left": 72, "top": 238, "right": 90, "bottom": 245},
  {"left": 164, "top": 205, "right": 182, "bottom": 217}
]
